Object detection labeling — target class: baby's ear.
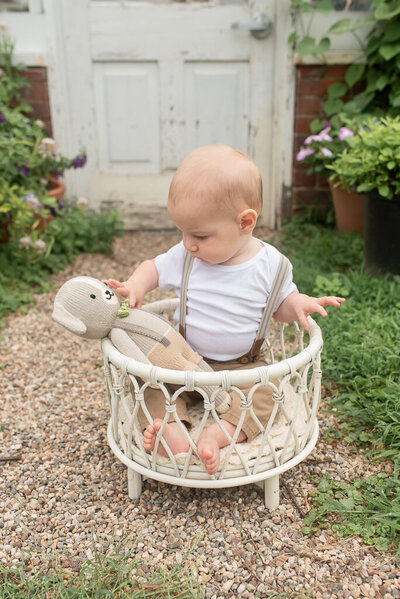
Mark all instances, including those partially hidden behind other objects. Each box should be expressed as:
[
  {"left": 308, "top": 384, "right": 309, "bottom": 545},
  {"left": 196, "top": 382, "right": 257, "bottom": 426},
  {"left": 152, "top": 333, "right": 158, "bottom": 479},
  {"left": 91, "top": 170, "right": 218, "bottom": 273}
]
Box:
[
  {"left": 52, "top": 302, "right": 87, "bottom": 336},
  {"left": 239, "top": 208, "right": 257, "bottom": 232}
]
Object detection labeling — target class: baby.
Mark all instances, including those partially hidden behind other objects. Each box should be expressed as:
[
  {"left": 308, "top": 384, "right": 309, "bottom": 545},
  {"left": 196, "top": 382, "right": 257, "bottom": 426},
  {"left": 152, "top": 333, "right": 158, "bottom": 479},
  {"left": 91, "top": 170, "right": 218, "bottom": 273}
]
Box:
[{"left": 104, "top": 144, "right": 344, "bottom": 474}]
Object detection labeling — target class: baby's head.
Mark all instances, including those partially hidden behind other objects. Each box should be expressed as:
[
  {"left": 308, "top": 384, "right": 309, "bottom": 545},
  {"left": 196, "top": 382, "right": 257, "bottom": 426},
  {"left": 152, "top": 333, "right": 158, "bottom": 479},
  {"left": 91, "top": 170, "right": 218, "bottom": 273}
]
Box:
[
  {"left": 168, "top": 144, "right": 262, "bottom": 218},
  {"left": 168, "top": 145, "right": 263, "bottom": 266}
]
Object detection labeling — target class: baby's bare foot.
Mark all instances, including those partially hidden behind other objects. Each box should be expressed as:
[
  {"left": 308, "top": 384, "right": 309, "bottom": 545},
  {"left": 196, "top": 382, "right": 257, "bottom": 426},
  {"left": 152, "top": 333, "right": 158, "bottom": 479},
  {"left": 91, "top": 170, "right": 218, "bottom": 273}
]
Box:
[
  {"left": 197, "top": 421, "right": 247, "bottom": 475},
  {"left": 197, "top": 437, "right": 220, "bottom": 475},
  {"left": 143, "top": 418, "right": 190, "bottom": 456}
]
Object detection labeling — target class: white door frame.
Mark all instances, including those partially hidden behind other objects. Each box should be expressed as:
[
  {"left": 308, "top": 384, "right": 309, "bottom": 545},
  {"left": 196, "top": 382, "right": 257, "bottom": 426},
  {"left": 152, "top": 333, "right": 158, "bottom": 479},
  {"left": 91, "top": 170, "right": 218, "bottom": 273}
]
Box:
[{"left": 44, "top": 0, "right": 296, "bottom": 229}]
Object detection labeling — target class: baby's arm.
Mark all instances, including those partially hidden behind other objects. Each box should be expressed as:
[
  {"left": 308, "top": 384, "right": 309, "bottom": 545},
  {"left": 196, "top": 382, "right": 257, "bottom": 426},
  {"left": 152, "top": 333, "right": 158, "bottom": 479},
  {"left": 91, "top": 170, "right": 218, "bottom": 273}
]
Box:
[
  {"left": 104, "top": 259, "right": 159, "bottom": 308},
  {"left": 274, "top": 291, "right": 345, "bottom": 330}
]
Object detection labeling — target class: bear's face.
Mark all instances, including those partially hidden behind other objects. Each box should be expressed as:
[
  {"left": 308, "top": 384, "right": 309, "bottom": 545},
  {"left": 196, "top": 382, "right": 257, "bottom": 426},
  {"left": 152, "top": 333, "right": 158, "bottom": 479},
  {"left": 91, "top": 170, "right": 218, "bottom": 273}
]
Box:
[{"left": 53, "top": 276, "right": 120, "bottom": 339}]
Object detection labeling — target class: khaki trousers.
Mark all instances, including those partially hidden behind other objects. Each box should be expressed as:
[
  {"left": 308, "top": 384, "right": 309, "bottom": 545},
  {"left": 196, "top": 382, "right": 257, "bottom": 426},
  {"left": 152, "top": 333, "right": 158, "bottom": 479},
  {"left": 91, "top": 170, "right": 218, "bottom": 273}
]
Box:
[{"left": 137, "top": 357, "right": 276, "bottom": 442}]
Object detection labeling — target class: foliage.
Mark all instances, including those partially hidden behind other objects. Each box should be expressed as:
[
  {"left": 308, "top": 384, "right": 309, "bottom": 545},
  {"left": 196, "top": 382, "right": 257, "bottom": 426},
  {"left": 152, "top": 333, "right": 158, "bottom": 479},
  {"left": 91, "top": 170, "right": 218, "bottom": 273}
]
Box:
[
  {"left": 0, "top": 202, "right": 123, "bottom": 321},
  {"left": 290, "top": 0, "right": 400, "bottom": 119},
  {"left": 0, "top": 34, "right": 86, "bottom": 246},
  {"left": 328, "top": 115, "right": 400, "bottom": 197},
  {"left": 0, "top": 103, "right": 86, "bottom": 192},
  {"left": 0, "top": 31, "right": 123, "bottom": 318},
  {"left": 302, "top": 473, "right": 400, "bottom": 552},
  {"left": 279, "top": 219, "right": 400, "bottom": 552},
  {"left": 0, "top": 36, "right": 29, "bottom": 107}
]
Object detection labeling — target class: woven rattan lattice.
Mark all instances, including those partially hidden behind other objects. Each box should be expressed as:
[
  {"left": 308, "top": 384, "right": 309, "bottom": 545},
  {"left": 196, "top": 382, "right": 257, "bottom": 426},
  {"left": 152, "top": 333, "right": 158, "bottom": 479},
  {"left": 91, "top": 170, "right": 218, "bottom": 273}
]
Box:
[{"left": 102, "top": 298, "right": 323, "bottom": 510}]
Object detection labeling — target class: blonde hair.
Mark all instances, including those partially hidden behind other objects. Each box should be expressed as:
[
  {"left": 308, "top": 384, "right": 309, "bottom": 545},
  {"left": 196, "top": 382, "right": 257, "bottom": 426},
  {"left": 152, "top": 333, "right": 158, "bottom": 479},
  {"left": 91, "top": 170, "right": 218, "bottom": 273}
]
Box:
[{"left": 168, "top": 144, "right": 263, "bottom": 215}]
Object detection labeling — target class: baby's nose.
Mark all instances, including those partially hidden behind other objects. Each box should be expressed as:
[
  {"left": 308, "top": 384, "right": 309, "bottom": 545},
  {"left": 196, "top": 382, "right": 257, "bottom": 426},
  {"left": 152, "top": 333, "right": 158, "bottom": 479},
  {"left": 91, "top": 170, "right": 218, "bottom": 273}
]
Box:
[{"left": 183, "top": 236, "right": 198, "bottom": 253}]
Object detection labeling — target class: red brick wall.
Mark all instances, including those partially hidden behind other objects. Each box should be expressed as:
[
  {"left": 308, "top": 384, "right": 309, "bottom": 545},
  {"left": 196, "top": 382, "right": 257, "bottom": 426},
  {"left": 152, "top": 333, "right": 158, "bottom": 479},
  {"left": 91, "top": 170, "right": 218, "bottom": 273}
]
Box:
[
  {"left": 292, "top": 64, "right": 348, "bottom": 214},
  {"left": 20, "top": 67, "right": 52, "bottom": 137}
]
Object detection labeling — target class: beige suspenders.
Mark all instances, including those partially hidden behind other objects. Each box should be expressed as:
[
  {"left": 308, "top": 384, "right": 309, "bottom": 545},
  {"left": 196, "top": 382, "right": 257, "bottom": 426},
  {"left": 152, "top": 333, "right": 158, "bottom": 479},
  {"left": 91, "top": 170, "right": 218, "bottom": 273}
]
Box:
[{"left": 178, "top": 251, "right": 291, "bottom": 363}]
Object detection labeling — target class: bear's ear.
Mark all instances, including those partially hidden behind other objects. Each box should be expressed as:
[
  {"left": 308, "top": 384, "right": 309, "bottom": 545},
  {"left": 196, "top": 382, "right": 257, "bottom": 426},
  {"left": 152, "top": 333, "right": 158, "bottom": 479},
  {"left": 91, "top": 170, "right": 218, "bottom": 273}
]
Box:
[{"left": 52, "top": 302, "right": 87, "bottom": 336}]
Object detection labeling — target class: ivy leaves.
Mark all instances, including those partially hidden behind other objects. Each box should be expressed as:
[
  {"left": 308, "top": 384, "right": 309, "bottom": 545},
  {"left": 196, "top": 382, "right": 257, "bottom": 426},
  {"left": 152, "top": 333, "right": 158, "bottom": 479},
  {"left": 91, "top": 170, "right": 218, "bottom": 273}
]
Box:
[{"left": 290, "top": 0, "right": 400, "bottom": 119}]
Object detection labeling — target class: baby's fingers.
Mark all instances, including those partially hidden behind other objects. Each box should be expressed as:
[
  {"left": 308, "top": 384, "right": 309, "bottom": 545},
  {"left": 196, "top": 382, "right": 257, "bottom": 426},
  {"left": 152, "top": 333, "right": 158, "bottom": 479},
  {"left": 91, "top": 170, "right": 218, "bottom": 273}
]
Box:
[
  {"left": 320, "top": 296, "right": 346, "bottom": 307},
  {"left": 102, "top": 278, "right": 122, "bottom": 289}
]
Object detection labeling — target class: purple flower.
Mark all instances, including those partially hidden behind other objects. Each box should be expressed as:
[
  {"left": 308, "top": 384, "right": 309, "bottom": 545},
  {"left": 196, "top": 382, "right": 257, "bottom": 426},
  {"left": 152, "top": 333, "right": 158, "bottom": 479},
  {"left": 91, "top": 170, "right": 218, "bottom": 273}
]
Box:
[
  {"left": 321, "top": 147, "right": 333, "bottom": 157},
  {"left": 55, "top": 170, "right": 64, "bottom": 178},
  {"left": 338, "top": 127, "right": 354, "bottom": 140},
  {"left": 18, "top": 165, "right": 30, "bottom": 176},
  {"left": 304, "top": 127, "right": 333, "bottom": 144},
  {"left": 0, "top": 113, "right": 6, "bottom": 123},
  {"left": 72, "top": 154, "right": 87, "bottom": 169},
  {"left": 296, "top": 148, "right": 315, "bottom": 161}
]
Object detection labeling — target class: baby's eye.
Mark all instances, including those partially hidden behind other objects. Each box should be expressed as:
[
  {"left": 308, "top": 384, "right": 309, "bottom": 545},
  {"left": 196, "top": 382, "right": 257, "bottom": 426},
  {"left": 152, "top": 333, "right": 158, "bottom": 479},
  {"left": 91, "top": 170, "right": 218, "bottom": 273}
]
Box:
[{"left": 194, "top": 234, "right": 208, "bottom": 240}]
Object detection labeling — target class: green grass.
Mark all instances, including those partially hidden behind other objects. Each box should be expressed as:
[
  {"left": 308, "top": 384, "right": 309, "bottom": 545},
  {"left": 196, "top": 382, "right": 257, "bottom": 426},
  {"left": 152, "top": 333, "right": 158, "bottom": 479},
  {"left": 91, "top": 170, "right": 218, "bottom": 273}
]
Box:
[
  {"left": 279, "top": 218, "right": 400, "bottom": 553},
  {"left": 0, "top": 547, "right": 203, "bottom": 598}
]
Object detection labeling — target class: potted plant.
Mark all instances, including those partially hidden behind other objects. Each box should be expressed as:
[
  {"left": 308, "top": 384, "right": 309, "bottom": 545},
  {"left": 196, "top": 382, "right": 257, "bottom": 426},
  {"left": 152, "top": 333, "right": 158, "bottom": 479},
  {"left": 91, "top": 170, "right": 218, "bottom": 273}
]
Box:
[
  {"left": 296, "top": 116, "right": 365, "bottom": 233},
  {"left": 0, "top": 35, "right": 87, "bottom": 242},
  {"left": 0, "top": 106, "right": 87, "bottom": 199},
  {"left": 328, "top": 116, "right": 400, "bottom": 275}
]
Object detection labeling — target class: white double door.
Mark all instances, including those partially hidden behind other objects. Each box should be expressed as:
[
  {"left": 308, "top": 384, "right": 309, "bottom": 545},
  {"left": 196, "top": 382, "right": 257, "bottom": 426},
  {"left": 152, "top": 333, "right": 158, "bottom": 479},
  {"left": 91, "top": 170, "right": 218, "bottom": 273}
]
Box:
[{"left": 45, "top": 0, "right": 294, "bottom": 228}]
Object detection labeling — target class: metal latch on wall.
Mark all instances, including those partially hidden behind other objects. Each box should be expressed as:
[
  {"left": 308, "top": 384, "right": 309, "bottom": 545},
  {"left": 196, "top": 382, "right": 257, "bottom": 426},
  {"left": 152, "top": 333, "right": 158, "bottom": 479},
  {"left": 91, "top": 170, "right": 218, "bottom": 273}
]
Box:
[{"left": 231, "top": 13, "right": 273, "bottom": 40}]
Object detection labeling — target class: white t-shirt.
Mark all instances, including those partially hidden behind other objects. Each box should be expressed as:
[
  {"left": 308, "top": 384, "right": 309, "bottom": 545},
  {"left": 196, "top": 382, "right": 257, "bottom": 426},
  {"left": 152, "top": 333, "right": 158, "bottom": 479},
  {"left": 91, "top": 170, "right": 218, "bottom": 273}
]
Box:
[{"left": 154, "top": 240, "right": 297, "bottom": 360}]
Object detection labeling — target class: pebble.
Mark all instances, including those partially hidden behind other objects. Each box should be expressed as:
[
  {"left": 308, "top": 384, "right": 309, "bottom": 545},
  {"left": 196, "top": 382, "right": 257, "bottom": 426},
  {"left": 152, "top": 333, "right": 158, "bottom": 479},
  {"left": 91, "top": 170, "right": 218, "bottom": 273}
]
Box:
[{"left": 1, "top": 230, "right": 399, "bottom": 597}]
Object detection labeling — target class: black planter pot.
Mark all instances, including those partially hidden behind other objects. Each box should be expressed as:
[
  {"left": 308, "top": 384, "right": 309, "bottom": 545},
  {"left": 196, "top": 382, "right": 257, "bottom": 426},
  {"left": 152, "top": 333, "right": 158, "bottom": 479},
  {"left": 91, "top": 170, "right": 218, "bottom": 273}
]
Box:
[{"left": 363, "top": 191, "right": 400, "bottom": 275}]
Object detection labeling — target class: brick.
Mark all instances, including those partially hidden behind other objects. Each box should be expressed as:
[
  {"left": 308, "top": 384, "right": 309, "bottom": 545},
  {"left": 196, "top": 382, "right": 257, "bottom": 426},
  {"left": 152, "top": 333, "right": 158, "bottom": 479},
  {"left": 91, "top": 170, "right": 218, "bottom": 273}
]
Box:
[
  {"left": 324, "top": 65, "right": 347, "bottom": 79},
  {"left": 293, "top": 169, "right": 315, "bottom": 187},
  {"left": 295, "top": 95, "right": 323, "bottom": 116},
  {"left": 24, "top": 81, "right": 49, "bottom": 103},
  {"left": 293, "top": 189, "right": 331, "bottom": 204},
  {"left": 316, "top": 174, "right": 329, "bottom": 189},
  {"left": 297, "top": 65, "right": 327, "bottom": 79},
  {"left": 297, "top": 77, "right": 334, "bottom": 96},
  {"left": 295, "top": 115, "right": 315, "bottom": 134},
  {"left": 21, "top": 68, "right": 47, "bottom": 83}
]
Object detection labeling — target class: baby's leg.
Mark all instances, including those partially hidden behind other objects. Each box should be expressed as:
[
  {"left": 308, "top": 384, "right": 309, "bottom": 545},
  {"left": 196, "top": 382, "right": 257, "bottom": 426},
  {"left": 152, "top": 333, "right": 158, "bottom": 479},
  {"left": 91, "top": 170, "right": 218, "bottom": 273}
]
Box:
[{"left": 197, "top": 421, "right": 246, "bottom": 475}]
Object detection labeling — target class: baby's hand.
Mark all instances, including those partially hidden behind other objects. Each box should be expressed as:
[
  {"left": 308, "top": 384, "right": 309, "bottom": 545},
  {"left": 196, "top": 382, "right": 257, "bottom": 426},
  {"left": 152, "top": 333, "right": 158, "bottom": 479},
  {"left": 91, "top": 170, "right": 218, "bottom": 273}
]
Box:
[
  {"left": 102, "top": 279, "right": 144, "bottom": 308},
  {"left": 274, "top": 292, "right": 345, "bottom": 330},
  {"left": 294, "top": 294, "right": 345, "bottom": 330}
]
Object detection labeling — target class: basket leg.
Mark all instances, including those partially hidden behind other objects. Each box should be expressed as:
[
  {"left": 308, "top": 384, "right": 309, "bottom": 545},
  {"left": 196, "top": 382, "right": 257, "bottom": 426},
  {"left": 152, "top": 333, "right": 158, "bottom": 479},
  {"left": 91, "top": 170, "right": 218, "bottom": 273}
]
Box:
[
  {"left": 264, "top": 474, "right": 279, "bottom": 510},
  {"left": 127, "top": 469, "right": 142, "bottom": 500}
]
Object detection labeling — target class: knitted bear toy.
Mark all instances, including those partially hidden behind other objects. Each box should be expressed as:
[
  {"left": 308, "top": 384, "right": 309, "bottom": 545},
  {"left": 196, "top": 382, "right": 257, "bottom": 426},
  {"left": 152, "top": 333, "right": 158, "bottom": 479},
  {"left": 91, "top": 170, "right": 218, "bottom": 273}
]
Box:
[{"left": 52, "top": 276, "right": 230, "bottom": 412}]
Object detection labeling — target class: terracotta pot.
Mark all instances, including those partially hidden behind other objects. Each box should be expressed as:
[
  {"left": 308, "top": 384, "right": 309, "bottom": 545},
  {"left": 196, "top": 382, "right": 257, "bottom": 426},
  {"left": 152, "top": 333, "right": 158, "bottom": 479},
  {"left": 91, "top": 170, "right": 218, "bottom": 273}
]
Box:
[
  {"left": 47, "top": 176, "right": 66, "bottom": 201},
  {"left": 328, "top": 179, "right": 363, "bottom": 234}
]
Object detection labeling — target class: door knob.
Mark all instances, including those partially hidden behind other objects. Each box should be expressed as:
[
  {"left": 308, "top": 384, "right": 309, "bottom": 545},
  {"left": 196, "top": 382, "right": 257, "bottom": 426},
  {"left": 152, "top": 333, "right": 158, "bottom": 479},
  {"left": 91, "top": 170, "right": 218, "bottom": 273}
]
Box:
[{"left": 231, "top": 13, "right": 273, "bottom": 40}]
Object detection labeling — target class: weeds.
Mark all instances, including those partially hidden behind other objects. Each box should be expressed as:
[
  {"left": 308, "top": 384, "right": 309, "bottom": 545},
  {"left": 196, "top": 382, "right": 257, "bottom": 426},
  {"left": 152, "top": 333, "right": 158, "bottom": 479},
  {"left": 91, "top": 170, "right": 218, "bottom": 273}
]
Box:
[
  {"left": 0, "top": 547, "right": 203, "bottom": 598},
  {"left": 279, "top": 219, "right": 400, "bottom": 553}
]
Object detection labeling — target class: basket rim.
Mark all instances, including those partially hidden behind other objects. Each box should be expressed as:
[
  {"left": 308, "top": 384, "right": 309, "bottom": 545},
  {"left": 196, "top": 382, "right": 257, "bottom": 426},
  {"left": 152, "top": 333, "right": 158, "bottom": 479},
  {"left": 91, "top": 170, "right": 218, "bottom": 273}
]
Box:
[{"left": 102, "top": 298, "right": 323, "bottom": 386}]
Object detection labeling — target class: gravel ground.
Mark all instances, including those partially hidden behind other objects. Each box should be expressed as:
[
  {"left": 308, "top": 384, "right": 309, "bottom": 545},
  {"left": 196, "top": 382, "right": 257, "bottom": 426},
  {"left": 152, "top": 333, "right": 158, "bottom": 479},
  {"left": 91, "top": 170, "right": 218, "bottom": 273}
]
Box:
[{"left": 1, "top": 229, "right": 399, "bottom": 599}]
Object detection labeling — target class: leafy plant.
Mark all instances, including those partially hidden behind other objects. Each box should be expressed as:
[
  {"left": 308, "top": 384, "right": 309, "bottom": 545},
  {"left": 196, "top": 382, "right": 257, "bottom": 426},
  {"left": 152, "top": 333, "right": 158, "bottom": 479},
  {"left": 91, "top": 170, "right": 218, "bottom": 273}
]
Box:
[
  {"left": 290, "top": 0, "right": 400, "bottom": 119},
  {"left": 0, "top": 201, "right": 123, "bottom": 321},
  {"left": 328, "top": 115, "right": 400, "bottom": 197},
  {"left": 302, "top": 473, "right": 400, "bottom": 553},
  {"left": 0, "top": 104, "right": 86, "bottom": 192},
  {"left": 0, "top": 34, "right": 123, "bottom": 321},
  {"left": 0, "top": 33, "right": 86, "bottom": 246},
  {"left": 279, "top": 220, "right": 400, "bottom": 552}
]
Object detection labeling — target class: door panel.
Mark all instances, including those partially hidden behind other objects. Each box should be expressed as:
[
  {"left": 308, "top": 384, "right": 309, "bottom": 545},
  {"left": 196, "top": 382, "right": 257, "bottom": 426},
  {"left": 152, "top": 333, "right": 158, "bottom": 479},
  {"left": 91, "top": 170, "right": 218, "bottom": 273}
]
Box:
[
  {"left": 185, "top": 62, "right": 249, "bottom": 150},
  {"left": 45, "top": 0, "right": 295, "bottom": 228},
  {"left": 95, "top": 63, "right": 160, "bottom": 173}
]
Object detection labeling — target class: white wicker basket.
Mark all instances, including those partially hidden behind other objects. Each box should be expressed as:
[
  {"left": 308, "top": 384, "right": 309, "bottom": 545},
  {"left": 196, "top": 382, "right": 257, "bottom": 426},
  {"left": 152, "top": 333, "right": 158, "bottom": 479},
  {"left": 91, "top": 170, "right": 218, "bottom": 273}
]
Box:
[{"left": 102, "top": 298, "right": 323, "bottom": 510}]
